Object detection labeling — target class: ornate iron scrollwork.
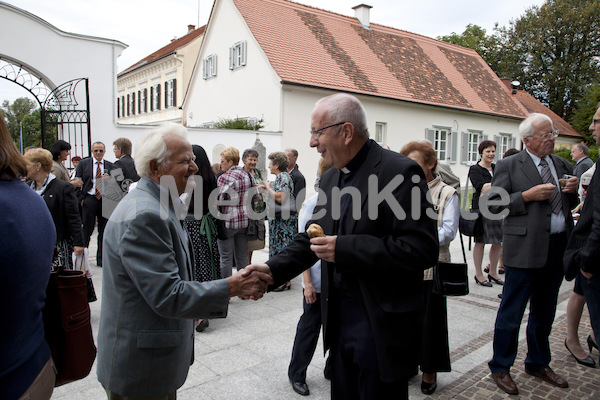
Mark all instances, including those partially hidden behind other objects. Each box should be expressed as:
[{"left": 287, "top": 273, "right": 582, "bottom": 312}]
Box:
[{"left": 0, "top": 57, "right": 52, "bottom": 106}]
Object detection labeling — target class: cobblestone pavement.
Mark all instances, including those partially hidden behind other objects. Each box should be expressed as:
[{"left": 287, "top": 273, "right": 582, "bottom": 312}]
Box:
[{"left": 51, "top": 233, "right": 600, "bottom": 399}]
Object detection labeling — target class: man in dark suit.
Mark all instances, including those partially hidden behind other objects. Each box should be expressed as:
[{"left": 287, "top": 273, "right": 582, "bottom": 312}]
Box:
[
  {"left": 113, "top": 137, "right": 140, "bottom": 191},
  {"left": 250, "top": 93, "right": 438, "bottom": 399},
  {"left": 571, "top": 143, "right": 594, "bottom": 181},
  {"left": 75, "top": 141, "right": 114, "bottom": 267},
  {"left": 285, "top": 148, "right": 306, "bottom": 209},
  {"left": 564, "top": 103, "right": 600, "bottom": 353},
  {"left": 487, "top": 113, "right": 579, "bottom": 395}
]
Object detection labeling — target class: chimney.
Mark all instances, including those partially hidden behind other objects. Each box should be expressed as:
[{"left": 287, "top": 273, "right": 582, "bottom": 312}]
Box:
[
  {"left": 500, "top": 78, "right": 520, "bottom": 94},
  {"left": 187, "top": 24, "right": 195, "bottom": 34},
  {"left": 352, "top": 4, "right": 372, "bottom": 29}
]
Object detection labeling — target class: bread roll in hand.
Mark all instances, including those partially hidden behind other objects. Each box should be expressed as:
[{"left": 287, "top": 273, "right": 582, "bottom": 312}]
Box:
[{"left": 307, "top": 223, "right": 325, "bottom": 238}]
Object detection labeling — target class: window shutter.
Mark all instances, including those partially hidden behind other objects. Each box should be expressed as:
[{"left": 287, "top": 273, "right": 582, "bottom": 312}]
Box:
[
  {"left": 511, "top": 136, "right": 517, "bottom": 149},
  {"left": 137, "top": 91, "right": 141, "bottom": 114},
  {"left": 172, "top": 79, "right": 177, "bottom": 107},
  {"left": 164, "top": 82, "right": 168, "bottom": 108},
  {"left": 451, "top": 131, "right": 458, "bottom": 162},
  {"left": 229, "top": 46, "right": 234, "bottom": 70},
  {"left": 203, "top": 58, "right": 208, "bottom": 79},
  {"left": 460, "top": 132, "right": 469, "bottom": 164},
  {"left": 144, "top": 89, "right": 148, "bottom": 113},
  {"left": 131, "top": 92, "right": 135, "bottom": 115},
  {"left": 425, "top": 128, "right": 435, "bottom": 143},
  {"left": 117, "top": 97, "right": 120, "bottom": 118},
  {"left": 241, "top": 41, "right": 247, "bottom": 66},
  {"left": 150, "top": 87, "right": 154, "bottom": 111},
  {"left": 157, "top": 84, "right": 161, "bottom": 110},
  {"left": 213, "top": 56, "right": 217, "bottom": 76},
  {"left": 127, "top": 94, "right": 130, "bottom": 116},
  {"left": 482, "top": 134, "right": 489, "bottom": 141},
  {"left": 493, "top": 135, "right": 501, "bottom": 161}
]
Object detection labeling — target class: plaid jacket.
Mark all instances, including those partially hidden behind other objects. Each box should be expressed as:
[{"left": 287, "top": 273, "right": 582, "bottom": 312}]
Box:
[{"left": 217, "top": 166, "right": 254, "bottom": 229}]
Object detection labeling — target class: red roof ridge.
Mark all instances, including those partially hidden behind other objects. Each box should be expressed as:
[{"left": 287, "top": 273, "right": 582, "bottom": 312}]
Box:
[{"left": 119, "top": 25, "right": 206, "bottom": 76}]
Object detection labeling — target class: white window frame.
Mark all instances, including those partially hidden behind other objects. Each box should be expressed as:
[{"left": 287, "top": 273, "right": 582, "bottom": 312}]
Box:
[
  {"left": 129, "top": 92, "right": 135, "bottom": 116},
  {"left": 466, "top": 131, "right": 483, "bottom": 165},
  {"left": 375, "top": 122, "right": 386, "bottom": 145},
  {"left": 151, "top": 83, "right": 161, "bottom": 111},
  {"left": 166, "top": 79, "right": 175, "bottom": 108},
  {"left": 203, "top": 54, "right": 217, "bottom": 79},
  {"left": 434, "top": 127, "right": 450, "bottom": 163},
  {"left": 229, "top": 41, "right": 247, "bottom": 70}
]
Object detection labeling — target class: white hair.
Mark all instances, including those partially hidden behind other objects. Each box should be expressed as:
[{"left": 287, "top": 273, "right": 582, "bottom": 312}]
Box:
[
  {"left": 135, "top": 123, "right": 188, "bottom": 178},
  {"left": 519, "top": 113, "right": 553, "bottom": 140}
]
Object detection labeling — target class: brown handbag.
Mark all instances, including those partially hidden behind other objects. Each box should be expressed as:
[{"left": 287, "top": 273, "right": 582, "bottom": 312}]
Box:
[{"left": 43, "top": 268, "right": 97, "bottom": 386}]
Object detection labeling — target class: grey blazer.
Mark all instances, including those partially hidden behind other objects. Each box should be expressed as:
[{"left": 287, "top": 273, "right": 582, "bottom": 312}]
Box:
[
  {"left": 573, "top": 156, "right": 594, "bottom": 180},
  {"left": 97, "top": 178, "right": 230, "bottom": 397},
  {"left": 490, "top": 151, "right": 578, "bottom": 269}
]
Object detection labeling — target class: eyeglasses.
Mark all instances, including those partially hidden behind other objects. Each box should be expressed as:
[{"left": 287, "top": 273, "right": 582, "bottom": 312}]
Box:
[
  {"left": 310, "top": 121, "right": 346, "bottom": 139},
  {"left": 93, "top": 150, "right": 105, "bottom": 153},
  {"left": 534, "top": 130, "right": 559, "bottom": 141}
]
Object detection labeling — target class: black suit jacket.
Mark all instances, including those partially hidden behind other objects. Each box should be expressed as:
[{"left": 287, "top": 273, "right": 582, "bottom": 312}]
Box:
[
  {"left": 490, "top": 151, "right": 578, "bottom": 269},
  {"left": 266, "top": 141, "right": 438, "bottom": 380},
  {"left": 113, "top": 154, "right": 140, "bottom": 183},
  {"left": 564, "top": 160, "right": 600, "bottom": 279},
  {"left": 42, "top": 178, "right": 84, "bottom": 246},
  {"left": 289, "top": 165, "right": 306, "bottom": 207},
  {"left": 75, "top": 157, "right": 114, "bottom": 202}
]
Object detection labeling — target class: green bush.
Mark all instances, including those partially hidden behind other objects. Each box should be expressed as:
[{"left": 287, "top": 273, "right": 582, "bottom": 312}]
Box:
[
  {"left": 214, "top": 116, "right": 265, "bottom": 130},
  {"left": 554, "top": 145, "right": 599, "bottom": 164}
]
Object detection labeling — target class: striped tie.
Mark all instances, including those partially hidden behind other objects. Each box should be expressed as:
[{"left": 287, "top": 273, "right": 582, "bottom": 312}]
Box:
[
  {"left": 539, "top": 158, "right": 561, "bottom": 214},
  {"left": 95, "top": 162, "right": 102, "bottom": 199}
]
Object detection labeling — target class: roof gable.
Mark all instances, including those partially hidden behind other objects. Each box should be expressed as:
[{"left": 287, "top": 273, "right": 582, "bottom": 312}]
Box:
[
  {"left": 233, "top": 0, "right": 526, "bottom": 119},
  {"left": 119, "top": 25, "right": 206, "bottom": 76}
]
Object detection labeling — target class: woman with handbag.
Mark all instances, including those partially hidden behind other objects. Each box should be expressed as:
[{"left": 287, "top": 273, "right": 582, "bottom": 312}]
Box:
[
  {"left": 24, "top": 148, "right": 85, "bottom": 269},
  {"left": 243, "top": 148, "right": 266, "bottom": 263},
  {"left": 183, "top": 145, "right": 225, "bottom": 332},
  {"left": 401, "top": 141, "right": 459, "bottom": 395},
  {"left": 469, "top": 140, "right": 503, "bottom": 287},
  {"left": 260, "top": 151, "right": 296, "bottom": 292}
]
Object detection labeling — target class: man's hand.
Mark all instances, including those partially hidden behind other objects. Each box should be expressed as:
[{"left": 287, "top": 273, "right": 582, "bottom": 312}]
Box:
[
  {"left": 70, "top": 178, "right": 83, "bottom": 187},
  {"left": 310, "top": 235, "right": 337, "bottom": 263},
  {"left": 562, "top": 176, "right": 578, "bottom": 193},
  {"left": 304, "top": 282, "right": 317, "bottom": 304},
  {"left": 522, "top": 183, "right": 557, "bottom": 203},
  {"left": 227, "top": 263, "right": 274, "bottom": 300}
]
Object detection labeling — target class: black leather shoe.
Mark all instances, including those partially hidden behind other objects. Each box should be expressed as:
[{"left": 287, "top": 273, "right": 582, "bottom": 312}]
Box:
[
  {"left": 565, "top": 339, "right": 596, "bottom": 368},
  {"left": 488, "top": 274, "right": 504, "bottom": 285},
  {"left": 290, "top": 380, "right": 309, "bottom": 396},
  {"left": 475, "top": 276, "right": 492, "bottom": 287},
  {"left": 273, "top": 282, "right": 291, "bottom": 292},
  {"left": 421, "top": 379, "right": 437, "bottom": 395},
  {"left": 588, "top": 335, "right": 599, "bottom": 352},
  {"left": 195, "top": 319, "right": 209, "bottom": 332}
]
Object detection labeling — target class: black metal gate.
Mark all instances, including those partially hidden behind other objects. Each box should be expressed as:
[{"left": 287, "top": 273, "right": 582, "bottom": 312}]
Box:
[{"left": 41, "top": 78, "right": 91, "bottom": 161}]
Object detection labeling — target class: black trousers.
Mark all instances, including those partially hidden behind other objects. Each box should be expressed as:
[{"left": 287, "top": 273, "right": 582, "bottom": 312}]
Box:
[
  {"left": 288, "top": 291, "right": 330, "bottom": 382},
  {"left": 82, "top": 194, "right": 107, "bottom": 264},
  {"left": 330, "top": 296, "right": 408, "bottom": 400}
]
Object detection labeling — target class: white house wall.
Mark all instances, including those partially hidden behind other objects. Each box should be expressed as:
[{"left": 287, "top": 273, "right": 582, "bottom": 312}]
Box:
[
  {"left": 281, "top": 87, "right": 524, "bottom": 194},
  {"left": 184, "top": 0, "right": 282, "bottom": 130}
]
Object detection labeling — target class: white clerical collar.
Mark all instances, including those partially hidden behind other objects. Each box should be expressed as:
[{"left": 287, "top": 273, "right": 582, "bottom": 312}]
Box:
[{"left": 340, "top": 167, "right": 350, "bottom": 174}]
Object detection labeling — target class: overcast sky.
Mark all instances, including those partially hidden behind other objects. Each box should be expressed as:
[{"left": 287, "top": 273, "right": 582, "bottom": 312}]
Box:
[{"left": 1, "top": 0, "right": 547, "bottom": 105}]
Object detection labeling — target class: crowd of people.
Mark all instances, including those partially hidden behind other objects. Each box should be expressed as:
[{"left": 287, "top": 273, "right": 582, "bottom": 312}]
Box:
[{"left": 1, "top": 96, "right": 600, "bottom": 400}]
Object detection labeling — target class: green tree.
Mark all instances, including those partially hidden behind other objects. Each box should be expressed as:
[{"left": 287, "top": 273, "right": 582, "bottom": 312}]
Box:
[
  {"left": 571, "top": 83, "right": 600, "bottom": 143},
  {"left": 1, "top": 97, "right": 42, "bottom": 150},
  {"left": 501, "top": 0, "right": 600, "bottom": 120}
]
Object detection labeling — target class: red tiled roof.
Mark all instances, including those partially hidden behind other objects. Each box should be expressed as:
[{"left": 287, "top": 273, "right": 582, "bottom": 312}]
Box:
[
  {"left": 511, "top": 90, "right": 582, "bottom": 138},
  {"left": 119, "top": 25, "right": 206, "bottom": 76},
  {"left": 232, "top": 0, "right": 527, "bottom": 119}
]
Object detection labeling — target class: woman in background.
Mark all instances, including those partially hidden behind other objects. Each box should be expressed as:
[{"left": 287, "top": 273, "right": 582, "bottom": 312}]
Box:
[
  {"left": 184, "top": 145, "right": 224, "bottom": 332},
  {"left": 401, "top": 141, "right": 459, "bottom": 395},
  {"left": 0, "top": 113, "right": 57, "bottom": 399},
  {"left": 243, "top": 148, "right": 266, "bottom": 263},
  {"left": 49, "top": 139, "right": 72, "bottom": 182},
  {"left": 24, "top": 148, "right": 84, "bottom": 269},
  {"left": 469, "top": 140, "right": 503, "bottom": 287},
  {"left": 261, "top": 151, "right": 295, "bottom": 292}
]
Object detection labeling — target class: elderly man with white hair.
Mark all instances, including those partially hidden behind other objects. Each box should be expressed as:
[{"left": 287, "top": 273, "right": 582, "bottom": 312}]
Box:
[
  {"left": 97, "top": 123, "right": 273, "bottom": 399},
  {"left": 487, "top": 113, "right": 579, "bottom": 396}
]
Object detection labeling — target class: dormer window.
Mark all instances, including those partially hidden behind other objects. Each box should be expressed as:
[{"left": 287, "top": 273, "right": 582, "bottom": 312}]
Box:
[{"left": 229, "top": 41, "right": 247, "bottom": 70}]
